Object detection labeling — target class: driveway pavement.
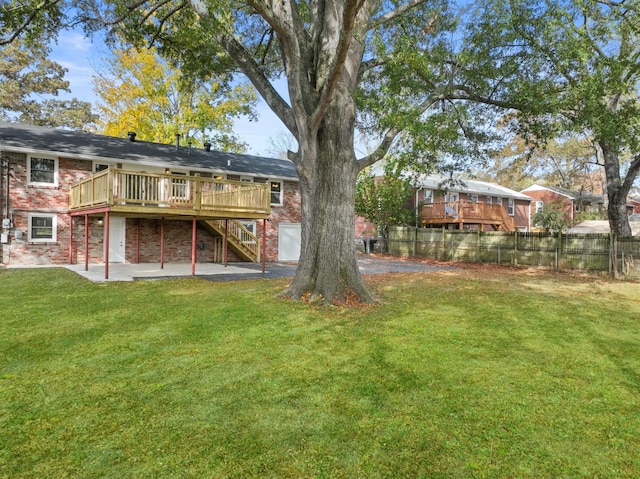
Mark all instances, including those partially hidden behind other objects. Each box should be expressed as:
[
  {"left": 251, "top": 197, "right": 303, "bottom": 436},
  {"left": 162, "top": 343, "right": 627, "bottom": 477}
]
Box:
[{"left": 64, "top": 254, "right": 452, "bottom": 282}]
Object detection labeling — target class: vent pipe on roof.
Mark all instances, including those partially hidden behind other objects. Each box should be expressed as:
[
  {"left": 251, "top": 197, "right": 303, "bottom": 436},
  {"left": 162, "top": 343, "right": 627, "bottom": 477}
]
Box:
[
  {"left": 204, "top": 141, "right": 212, "bottom": 152},
  {"left": 127, "top": 132, "right": 136, "bottom": 142},
  {"left": 188, "top": 142, "right": 192, "bottom": 156},
  {"left": 175, "top": 133, "right": 180, "bottom": 150}
]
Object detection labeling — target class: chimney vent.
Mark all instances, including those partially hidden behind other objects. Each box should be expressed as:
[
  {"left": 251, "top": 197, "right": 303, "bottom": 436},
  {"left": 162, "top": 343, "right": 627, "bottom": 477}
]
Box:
[
  {"left": 204, "top": 141, "right": 212, "bottom": 152},
  {"left": 127, "top": 132, "right": 136, "bottom": 142},
  {"left": 175, "top": 133, "right": 181, "bottom": 150}
]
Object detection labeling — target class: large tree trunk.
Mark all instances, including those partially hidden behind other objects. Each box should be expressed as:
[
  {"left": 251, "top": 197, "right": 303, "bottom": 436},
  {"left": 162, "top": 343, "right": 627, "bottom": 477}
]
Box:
[
  {"left": 600, "top": 140, "right": 632, "bottom": 236},
  {"left": 281, "top": 93, "right": 374, "bottom": 304}
]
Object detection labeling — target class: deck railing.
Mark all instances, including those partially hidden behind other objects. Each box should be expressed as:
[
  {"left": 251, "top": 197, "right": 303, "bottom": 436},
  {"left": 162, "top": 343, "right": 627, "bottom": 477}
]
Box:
[
  {"left": 421, "top": 200, "right": 512, "bottom": 227},
  {"left": 69, "top": 169, "right": 271, "bottom": 216}
]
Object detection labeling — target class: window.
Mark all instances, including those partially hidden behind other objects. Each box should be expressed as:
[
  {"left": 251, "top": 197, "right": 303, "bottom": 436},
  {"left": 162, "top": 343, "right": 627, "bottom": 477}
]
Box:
[
  {"left": 468, "top": 194, "right": 479, "bottom": 203},
  {"left": 270, "top": 181, "right": 283, "bottom": 205},
  {"left": 496, "top": 197, "right": 503, "bottom": 205},
  {"left": 28, "top": 214, "right": 57, "bottom": 242},
  {"left": 423, "top": 189, "right": 434, "bottom": 203},
  {"left": 508, "top": 198, "right": 515, "bottom": 215},
  {"left": 486, "top": 196, "right": 493, "bottom": 204},
  {"left": 28, "top": 156, "right": 58, "bottom": 185},
  {"left": 535, "top": 200, "right": 544, "bottom": 214},
  {"left": 93, "top": 163, "right": 113, "bottom": 173}
]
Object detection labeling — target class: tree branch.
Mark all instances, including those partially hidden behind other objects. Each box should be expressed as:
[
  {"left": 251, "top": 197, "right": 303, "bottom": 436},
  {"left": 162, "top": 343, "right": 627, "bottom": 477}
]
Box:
[
  {"left": 369, "top": 0, "right": 429, "bottom": 30},
  {"left": 189, "top": 0, "right": 298, "bottom": 137}
]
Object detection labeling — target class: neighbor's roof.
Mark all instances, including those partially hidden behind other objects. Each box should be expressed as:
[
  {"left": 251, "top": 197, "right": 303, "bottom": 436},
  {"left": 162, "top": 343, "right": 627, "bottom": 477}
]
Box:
[
  {"left": 521, "top": 184, "right": 604, "bottom": 204},
  {"left": 0, "top": 121, "right": 298, "bottom": 181},
  {"left": 416, "top": 174, "right": 532, "bottom": 201}
]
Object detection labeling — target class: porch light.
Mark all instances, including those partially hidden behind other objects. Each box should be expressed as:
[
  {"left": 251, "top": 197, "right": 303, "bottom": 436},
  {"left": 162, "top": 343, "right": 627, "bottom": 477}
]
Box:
[{"left": 96, "top": 218, "right": 104, "bottom": 227}]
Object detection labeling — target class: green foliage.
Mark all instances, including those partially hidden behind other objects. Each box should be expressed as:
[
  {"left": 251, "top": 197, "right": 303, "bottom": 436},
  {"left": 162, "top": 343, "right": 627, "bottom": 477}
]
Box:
[
  {"left": 93, "top": 46, "right": 257, "bottom": 151},
  {"left": 355, "top": 170, "right": 415, "bottom": 234},
  {"left": 2, "top": 268, "right": 640, "bottom": 477},
  {"left": 0, "top": 38, "right": 97, "bottom": 129},
  {"left": 532, "top": 203, "right": 572, "bottom": 233}
]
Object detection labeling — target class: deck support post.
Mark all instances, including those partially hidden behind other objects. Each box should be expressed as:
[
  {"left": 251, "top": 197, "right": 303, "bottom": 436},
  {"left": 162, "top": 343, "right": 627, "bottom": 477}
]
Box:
[
  {"left": 262, "top": 219, "right": 267, "bottom": 274},
  {"left": 160, "top": 217, "right": 165, "bottom": 269},
  {"left": 136, "top": 219, "right": 140, "bottom": 263},
  {"left": 223, "top": 219, "right": 228, "bottom": 267},
  {"left": 191, "top": 217, "right": 197, "bottom": 276},
  {"left": 68, "top": 214, "right": 73, "bottom": 264},
  {"left": 104, "top": 211, "right": 110, "bottom": 280},
  {"left": 84, "top": 214, "right": 89, "bottom": 272}
]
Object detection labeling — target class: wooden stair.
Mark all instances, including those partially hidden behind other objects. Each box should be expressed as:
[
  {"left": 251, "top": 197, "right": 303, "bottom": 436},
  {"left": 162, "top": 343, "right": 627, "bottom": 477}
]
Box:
[
  {"left": 201, "top": 219, "right": 260, "bottom": 262},
  {"left": 497, "top": 207, "right": 517, "bottom": 232}
]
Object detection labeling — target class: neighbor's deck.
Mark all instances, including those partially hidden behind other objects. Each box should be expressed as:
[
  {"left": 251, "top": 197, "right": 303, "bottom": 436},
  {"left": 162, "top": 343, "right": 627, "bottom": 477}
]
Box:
[
  {"left": 421, "top": 201, "right": 516, "bottom": 231},
  {"left": 69, "top": 168, "right": 271, "bottom": 219}
]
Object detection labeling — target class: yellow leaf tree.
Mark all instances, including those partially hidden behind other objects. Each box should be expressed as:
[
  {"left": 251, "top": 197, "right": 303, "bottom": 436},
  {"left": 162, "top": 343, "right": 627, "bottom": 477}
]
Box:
[{"left": 93, "top": 46, "right": 257, "bottom": 152}]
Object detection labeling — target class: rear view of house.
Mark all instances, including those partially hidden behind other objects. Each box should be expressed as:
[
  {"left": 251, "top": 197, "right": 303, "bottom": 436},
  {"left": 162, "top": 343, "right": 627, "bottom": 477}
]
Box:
[
  {"left": 413, "top": 175, "right": 533, "bottom": 232},
  {"left": 0, "top": 122, "right": 302, "bottom": 269}
]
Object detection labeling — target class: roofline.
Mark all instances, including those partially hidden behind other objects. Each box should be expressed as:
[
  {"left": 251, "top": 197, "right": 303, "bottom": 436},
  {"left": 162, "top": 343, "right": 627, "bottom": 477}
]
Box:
[{"left": 0, "top": 144, "right": 299, "bottom": 182}]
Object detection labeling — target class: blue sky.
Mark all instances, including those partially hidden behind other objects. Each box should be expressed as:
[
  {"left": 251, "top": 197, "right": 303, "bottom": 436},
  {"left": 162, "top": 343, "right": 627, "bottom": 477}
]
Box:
[{"left": 48, "top": 31, "right": 287, "bottom": 156}]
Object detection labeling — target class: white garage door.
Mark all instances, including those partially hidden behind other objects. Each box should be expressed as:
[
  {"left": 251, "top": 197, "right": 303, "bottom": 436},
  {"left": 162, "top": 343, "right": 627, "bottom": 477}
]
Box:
[{"left": 278, "top": 223, "right": 301, "bottom": 262}]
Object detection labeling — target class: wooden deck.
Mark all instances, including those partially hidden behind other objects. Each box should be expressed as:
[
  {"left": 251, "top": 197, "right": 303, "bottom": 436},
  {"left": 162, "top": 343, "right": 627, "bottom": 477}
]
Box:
[
  {"left": 69, "top": 169, "right": 271, "bottom": 219},
  {"left": 421, "top": 201, "right": 516, "bottom": 231}
]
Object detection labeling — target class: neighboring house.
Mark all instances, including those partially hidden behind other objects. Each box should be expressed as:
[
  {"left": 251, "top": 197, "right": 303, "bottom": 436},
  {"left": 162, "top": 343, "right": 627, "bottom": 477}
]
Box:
[
  {"left": 0, "top": 122, "right": 302, "bottom": 270},
  {"left": 520, "top": 184, "right": 606, "bottom": 229},
  {"left": 411, "top": 175, "right": 533, "bottom": 232}
]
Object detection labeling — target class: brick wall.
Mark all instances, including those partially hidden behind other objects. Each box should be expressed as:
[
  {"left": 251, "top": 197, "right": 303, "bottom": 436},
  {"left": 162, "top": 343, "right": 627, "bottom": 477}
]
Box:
[{"left": 1, "top": 153, "right": 92, "bottom": 266}]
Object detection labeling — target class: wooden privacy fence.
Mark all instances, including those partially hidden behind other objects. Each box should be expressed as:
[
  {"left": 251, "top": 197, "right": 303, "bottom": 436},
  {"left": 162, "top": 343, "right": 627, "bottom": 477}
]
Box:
[{"left": 388, "top": 226, "right": 640, "bottom": 277}]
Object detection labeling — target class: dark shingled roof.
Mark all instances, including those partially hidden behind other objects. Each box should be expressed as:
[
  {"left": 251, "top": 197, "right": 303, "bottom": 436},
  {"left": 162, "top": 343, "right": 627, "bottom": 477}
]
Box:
[{"left": 0, "top": 121, "right": 298, "bottom": 180}]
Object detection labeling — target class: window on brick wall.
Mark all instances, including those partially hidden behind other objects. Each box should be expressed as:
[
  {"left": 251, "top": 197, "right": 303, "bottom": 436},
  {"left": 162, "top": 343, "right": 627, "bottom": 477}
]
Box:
[
  {"left": 28, "top": 156, "right": 58, "bottom": 186},
  {"left": 508, "top": 198, "right": 515, "bottom": 215},
  {"left": 270, "top": 181, "right": 283, "bottom": 205},
  {"left": 28, "top": 213, "right": 57, "bottom": 242}
]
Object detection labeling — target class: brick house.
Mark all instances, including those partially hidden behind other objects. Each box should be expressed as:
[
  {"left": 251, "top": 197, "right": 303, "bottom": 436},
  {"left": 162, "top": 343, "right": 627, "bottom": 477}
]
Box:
[
  {"left": 0, "top": 122, "right": 302, "bottom": 269},
  {"left": 520, "top": 184, "right": 605, "bottom": 224},
  {"left": 412, "top": 175, "right": 533, "bottom": 232}
]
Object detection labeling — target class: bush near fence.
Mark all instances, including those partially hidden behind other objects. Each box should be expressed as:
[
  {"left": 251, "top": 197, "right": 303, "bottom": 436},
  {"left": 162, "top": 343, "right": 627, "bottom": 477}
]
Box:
[{"left": 388, "top": 226, "right": 640, "bottom": 277}]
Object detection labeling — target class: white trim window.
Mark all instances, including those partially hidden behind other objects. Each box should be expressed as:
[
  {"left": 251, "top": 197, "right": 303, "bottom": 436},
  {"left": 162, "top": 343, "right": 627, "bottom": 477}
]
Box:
[
  {"left": 486, "top": 196, "right": 493, "bottom": 204},
  {"left": 270, "top": 181, "right": 283, "bottom": 206},
  {"left": 496, "top": 197, "right": 503, "bottom": 205},
  {"left": 535, "top": 200, "right": 544, "bottom": 214},
  {"left": 508, "top": 198, "right": 515, "bottom": 215},
  {"left": 28, "top": 156, "right": 58, "bottom": 186},
  {"left": 423, "top": 189, "right": 434, "bottom": 203},
  {"left": 468, "top": 194, "right": 479, "bottom": 203},
  {"left": 28, "top": 213, "right": 57, "bottom": 242}
]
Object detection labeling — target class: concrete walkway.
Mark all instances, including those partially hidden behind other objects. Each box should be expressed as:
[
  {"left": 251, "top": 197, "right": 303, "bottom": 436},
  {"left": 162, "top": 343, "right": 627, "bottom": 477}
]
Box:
[{"left": 64, "top": 255, "right": 451, "bottom": 283}]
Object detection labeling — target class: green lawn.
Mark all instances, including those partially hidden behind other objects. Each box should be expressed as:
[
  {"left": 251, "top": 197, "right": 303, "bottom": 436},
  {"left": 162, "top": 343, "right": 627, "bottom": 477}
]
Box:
[{"left": 1, "top": 266, "right": 639, "bottom": 478}]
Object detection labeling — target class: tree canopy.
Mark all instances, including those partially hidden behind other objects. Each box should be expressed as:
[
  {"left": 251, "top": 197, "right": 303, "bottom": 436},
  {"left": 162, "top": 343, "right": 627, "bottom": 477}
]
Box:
[
  {"left": 93, "top": 46, "right": 257, "bottom": 151},
  {"left": 0, "top": 38, "right": 97, "bottom": 128},
  {"left": 463, "top": 0, "right": 640, "bottom": 235}
]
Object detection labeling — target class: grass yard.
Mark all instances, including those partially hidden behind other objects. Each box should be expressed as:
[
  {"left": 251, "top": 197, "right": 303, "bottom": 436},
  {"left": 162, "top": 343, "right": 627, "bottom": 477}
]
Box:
[{"left": 1, "top": 265, "right": 639, "bottom": 478}]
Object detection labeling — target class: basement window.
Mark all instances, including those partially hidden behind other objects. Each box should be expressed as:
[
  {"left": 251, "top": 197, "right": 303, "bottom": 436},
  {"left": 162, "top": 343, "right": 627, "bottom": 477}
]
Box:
[{"left": 28, "top": 213, "right": 57, "bottom": 242}]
